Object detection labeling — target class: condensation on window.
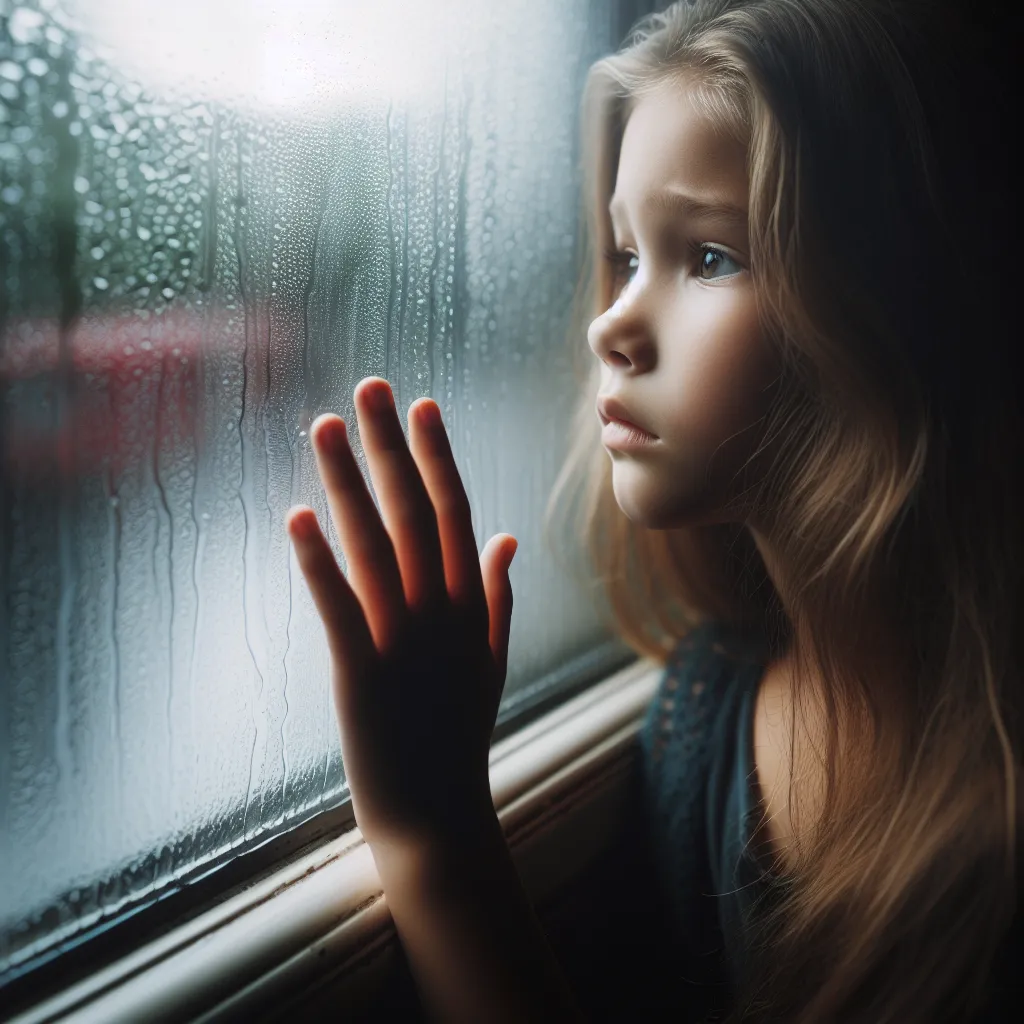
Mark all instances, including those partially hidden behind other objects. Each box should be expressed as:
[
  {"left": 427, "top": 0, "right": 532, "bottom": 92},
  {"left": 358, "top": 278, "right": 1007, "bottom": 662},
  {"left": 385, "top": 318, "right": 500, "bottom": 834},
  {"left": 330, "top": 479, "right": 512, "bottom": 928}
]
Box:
[{"left": 0, "top": 0, "right": 642, "bottom": 978}]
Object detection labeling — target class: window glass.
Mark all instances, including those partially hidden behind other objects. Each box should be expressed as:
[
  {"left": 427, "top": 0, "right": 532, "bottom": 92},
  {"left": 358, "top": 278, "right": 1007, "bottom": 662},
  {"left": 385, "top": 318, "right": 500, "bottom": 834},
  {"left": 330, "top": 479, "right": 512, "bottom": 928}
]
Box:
[{"left": 0, "top": 0, "right": 644, "bottom": 980}]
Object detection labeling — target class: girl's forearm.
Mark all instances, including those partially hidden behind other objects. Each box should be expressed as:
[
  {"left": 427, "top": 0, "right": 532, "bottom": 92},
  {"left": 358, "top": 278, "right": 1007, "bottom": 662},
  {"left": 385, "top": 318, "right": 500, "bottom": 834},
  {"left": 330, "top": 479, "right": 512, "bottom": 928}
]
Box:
[{"left": 370, "top": 813, "right": 585, "bottom": 1024}]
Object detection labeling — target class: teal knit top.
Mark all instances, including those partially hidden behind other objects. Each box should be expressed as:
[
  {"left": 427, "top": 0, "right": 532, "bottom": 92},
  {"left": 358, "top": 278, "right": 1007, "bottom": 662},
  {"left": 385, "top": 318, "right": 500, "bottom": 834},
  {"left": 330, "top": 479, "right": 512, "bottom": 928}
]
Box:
[
  {"left": 638, "top": 622, "right": 774, "bottom": 1022},
  {"left": 637, "top": 622, "right": 1019, "bottom": 1023}
]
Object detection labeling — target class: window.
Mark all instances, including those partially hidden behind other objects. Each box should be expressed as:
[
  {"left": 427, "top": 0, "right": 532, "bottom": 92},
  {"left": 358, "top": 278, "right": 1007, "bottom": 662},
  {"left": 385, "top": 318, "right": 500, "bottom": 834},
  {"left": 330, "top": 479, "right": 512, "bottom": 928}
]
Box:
[{"left": 1, "top": 0, "right": 657, "bottom": 999}]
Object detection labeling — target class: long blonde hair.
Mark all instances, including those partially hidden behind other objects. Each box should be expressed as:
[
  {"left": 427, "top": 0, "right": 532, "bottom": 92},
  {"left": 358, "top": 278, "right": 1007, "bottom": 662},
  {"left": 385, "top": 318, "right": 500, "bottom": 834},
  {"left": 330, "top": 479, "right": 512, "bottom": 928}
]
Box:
[{"left": 546, "top": 1, "right": 1021, "bottom": 1020}]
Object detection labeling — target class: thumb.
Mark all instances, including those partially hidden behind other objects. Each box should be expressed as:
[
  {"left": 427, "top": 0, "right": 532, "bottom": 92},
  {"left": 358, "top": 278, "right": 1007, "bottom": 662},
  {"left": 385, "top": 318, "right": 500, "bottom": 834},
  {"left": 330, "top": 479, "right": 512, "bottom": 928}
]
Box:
[{"left": 481, "top": 533, "right": 517, "bottom": 684}]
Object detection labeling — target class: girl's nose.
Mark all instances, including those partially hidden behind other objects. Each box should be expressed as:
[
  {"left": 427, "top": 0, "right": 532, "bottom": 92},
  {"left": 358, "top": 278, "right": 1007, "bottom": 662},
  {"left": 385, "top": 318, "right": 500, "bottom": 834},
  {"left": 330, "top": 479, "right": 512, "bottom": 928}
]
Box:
[{"left": 586, "top": 288, "right": 655, "bottom": 373}]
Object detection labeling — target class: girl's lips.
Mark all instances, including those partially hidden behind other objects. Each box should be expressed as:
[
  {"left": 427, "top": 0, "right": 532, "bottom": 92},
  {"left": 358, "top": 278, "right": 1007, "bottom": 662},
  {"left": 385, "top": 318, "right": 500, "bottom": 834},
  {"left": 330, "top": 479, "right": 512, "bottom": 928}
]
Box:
[
  {"left": 595, "top": 394, "right": 658, "bottom": 439},
  {"left": 600, "top": 418, "right": 660, "bottom": 450}
]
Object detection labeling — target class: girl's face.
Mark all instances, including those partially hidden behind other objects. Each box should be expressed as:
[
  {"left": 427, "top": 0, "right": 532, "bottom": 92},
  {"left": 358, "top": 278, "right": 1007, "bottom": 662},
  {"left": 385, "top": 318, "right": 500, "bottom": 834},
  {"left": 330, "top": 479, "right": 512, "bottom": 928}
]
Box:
[{"left": 588, "top": 79, "right": 779, "bottom": 528}]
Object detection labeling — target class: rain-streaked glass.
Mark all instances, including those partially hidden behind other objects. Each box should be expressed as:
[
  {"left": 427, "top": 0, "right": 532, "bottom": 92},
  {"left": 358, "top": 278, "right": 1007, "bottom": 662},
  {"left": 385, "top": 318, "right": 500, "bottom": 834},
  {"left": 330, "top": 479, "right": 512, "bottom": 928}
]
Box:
[{"left": 0, "top": 0, "right": 643, "bottom": 979}]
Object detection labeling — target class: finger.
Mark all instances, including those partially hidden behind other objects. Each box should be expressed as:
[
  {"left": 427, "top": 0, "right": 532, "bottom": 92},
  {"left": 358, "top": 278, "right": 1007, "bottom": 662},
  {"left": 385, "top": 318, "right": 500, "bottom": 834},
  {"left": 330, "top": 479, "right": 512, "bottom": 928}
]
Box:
[
  {"left": 285, "top": 506, "right": 376, "bottom": 685},
  {"left": 354, "top": 378, "right": 447, "bottom": 612},
  {"left": 481, "top": 533, "right": 517, "bottom": 687},
  {"left": 408, "top": 397, "right": 487, "bottom": 623},
  {"left": 309, "top": 414, "right": 406, "bottom": 651}
]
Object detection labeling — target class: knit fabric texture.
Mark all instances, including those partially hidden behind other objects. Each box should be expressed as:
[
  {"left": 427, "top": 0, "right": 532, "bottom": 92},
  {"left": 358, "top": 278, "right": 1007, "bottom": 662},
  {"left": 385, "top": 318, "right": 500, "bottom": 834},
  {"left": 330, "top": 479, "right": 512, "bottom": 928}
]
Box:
[{"left": 638, "top": 621, "right": 774, "bottom": 1022}]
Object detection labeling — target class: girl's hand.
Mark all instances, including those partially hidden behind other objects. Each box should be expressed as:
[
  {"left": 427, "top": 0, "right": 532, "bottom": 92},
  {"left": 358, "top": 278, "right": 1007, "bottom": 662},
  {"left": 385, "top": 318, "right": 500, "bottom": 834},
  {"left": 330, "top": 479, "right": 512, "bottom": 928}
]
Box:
[{"left": 285, "top": 377, "right": 517, "bottom": 855}]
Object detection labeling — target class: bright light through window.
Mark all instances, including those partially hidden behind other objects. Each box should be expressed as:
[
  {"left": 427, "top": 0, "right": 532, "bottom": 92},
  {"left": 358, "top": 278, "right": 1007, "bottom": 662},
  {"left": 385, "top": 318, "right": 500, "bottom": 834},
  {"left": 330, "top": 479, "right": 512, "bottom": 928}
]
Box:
[{"left": 72, "top": 0, "right": 480, "bottom": 110}]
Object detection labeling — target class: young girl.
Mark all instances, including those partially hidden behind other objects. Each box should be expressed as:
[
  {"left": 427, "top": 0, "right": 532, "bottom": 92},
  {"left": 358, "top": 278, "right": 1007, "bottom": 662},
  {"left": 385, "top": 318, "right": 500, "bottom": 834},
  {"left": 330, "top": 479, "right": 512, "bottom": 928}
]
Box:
[{"left": 284, "top": 1, "right": 1021, "bottom": 1021}]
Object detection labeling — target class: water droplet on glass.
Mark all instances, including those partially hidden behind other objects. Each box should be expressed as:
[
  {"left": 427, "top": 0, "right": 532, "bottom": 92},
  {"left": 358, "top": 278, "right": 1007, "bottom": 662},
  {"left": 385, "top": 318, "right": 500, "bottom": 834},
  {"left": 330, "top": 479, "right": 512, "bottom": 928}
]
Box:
[
  {"left": 0, "top": 61, "right": 25, "bottom": 83},
  {"left": 8, "top": 7, "right": 46, "bottom": 46}
]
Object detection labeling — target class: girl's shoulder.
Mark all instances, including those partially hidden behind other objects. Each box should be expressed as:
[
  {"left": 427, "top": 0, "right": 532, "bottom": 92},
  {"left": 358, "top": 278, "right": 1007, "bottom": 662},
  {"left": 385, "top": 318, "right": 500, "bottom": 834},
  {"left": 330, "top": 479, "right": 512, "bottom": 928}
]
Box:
[
  {"left": 644, "top": 621, "right": 766, "bottom": 763},
  {"left": 648, "top": 618, "right": 772, "bottom": 860},
  {"left": 641, "top": 623, "right": 1023, "bottom": 1024},
  {"left": 637, "top": 620, "right": 769, "bottom": 1017}
]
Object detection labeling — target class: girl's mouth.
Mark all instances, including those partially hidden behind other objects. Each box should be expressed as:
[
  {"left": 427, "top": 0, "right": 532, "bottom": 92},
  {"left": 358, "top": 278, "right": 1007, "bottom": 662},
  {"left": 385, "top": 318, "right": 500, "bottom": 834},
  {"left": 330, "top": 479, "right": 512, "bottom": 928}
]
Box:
[
  {"left": 600, "top": 417, "right": 660, "bottom": 449},
  {"left": 596, "top": 394, "right": 659, "bottom": 449}
]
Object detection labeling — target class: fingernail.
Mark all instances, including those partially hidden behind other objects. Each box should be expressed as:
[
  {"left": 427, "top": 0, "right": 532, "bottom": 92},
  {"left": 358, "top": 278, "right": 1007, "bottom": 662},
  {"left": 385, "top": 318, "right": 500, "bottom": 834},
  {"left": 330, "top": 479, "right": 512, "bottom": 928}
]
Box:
[
  {"left": 366, "top": 382, "right": 392, "bottom": 412},
  {"left": 418, "top": 400, "right": 440, "bottom": 428},
  {"left": 289, "top": 511, "right": 313, "bottom": 541},
  {"left": 314, "top": 416, "right": 346, "bottom": 453},
  {"left": 507, "top": 537, "right": 518, "bottom": 565}
]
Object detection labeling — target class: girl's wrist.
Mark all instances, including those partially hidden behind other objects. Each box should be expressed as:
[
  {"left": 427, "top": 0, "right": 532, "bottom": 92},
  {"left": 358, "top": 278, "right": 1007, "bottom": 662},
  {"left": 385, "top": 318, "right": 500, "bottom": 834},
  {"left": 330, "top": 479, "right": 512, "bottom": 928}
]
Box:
[
  {"left": 368, "top": 806, "right": 508, "bottom": 891},
  {"left": 367, "top": 800, "right": 580, "bottom": 1023}
]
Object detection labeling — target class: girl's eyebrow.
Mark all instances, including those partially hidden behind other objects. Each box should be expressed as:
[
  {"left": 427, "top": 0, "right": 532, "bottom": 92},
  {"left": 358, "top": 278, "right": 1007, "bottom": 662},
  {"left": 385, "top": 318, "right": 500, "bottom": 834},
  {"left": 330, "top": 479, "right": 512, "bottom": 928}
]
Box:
[{"left": 609, "top": 187, "right": 748, "bottom": 231}]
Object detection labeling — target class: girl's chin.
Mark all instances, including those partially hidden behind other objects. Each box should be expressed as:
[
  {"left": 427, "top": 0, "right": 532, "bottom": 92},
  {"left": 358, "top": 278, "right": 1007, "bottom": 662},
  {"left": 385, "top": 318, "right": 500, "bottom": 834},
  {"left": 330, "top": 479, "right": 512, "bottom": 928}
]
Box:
[
  {"left": 613, "top": 481, "right": 685, "bottom": 529},
  {"left": 612, "top": 469, "right": 722, "bottom": 530}
]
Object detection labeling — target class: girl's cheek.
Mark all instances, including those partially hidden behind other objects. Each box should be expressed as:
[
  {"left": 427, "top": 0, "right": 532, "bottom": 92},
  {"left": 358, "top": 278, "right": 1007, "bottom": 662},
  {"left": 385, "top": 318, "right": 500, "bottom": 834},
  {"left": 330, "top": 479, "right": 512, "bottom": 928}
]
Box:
[{"left": 663, "top": 287, "right": 772, "bottom": 434}]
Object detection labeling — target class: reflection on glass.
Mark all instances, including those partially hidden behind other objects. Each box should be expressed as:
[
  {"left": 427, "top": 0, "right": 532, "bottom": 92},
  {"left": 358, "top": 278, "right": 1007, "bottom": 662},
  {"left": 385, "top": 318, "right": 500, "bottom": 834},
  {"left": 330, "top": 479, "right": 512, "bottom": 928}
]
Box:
[{"left": 0, "top": 0, "right": 633, "bottom": 978}]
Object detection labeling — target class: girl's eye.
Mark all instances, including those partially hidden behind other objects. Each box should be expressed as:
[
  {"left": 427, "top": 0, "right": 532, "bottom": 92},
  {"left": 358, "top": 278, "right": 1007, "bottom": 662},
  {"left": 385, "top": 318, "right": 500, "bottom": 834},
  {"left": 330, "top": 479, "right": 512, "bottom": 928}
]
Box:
[
  {"left": 697, "top": 245, "right": 742, "bottom": 280},
  {"left": 604, "top": 248, "right": 639, "bottom": 291}
]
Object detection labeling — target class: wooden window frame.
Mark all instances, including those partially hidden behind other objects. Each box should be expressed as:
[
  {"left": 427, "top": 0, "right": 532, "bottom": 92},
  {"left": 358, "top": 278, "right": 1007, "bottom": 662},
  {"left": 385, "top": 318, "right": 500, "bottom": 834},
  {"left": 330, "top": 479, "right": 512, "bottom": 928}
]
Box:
[{"left": 10, "top": 656, "right": 660, "bottom": 1024}]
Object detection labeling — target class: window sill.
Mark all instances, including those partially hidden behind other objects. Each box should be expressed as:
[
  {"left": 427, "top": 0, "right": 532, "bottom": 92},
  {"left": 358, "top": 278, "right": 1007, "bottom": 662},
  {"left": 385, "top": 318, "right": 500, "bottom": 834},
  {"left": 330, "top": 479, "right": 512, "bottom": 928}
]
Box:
[{"left": 11, "top": 655, "right": 660, "bottom": 1024}]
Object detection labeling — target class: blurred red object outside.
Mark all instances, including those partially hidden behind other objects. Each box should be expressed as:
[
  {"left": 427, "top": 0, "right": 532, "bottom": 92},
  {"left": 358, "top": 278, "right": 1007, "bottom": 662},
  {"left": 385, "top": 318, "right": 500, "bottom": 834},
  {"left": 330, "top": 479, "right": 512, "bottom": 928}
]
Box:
[{"left": 0, "top": 307, "right": 222, "bottom": 482}]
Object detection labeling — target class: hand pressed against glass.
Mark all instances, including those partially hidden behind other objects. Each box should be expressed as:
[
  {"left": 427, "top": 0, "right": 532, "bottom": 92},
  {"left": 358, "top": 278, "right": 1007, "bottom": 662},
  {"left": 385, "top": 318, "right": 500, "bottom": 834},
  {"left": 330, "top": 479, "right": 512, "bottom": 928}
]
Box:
[
  {"left": 285, "top": 377, "right": 518, "bottom": 851},
  {"left": 286, "top": 380, "right": 580, "bottom": 1023}
]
